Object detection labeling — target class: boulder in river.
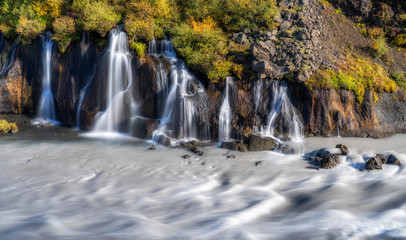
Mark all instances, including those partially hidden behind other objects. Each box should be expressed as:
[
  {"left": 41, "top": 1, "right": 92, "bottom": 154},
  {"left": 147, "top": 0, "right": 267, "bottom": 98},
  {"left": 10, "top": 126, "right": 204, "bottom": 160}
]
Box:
[
  {"left": 387, "top": 154, "right": 401, "bottom": 165},
  {"left": 365, "top": 156, "right": 383, "bottom": 170},
  {"left": 247, "top": 134, "right": 277, "bottom": 151},
  {"left": 191, "top": 147, "right": 204, "bottom": 156}
]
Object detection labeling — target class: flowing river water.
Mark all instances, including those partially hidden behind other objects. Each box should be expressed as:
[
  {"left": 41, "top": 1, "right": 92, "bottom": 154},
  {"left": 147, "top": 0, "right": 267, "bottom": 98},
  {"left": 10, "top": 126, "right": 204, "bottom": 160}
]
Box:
[{"left": 1, "top": 130, "right": 406, "bottom": 239}]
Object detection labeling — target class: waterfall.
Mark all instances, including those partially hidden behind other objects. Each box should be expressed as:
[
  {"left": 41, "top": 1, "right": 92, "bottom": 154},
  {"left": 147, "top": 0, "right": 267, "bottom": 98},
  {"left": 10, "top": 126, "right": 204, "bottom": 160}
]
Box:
[
  {"left": 76, "top": 66, "right": 96, "bottom": 129},
  {"left": 152, "top": 39, "right": 210, "bottom": 143},
  {"left": 262, "top": 81, "right": 303, "bottom": 141},
  {"left": 35, "top": 32, "right": 57, "bottom": 124},
  {"left": 155, "top": 62, "right": 169, "bottom": 116},
  {"left": 149, "top": 38, "right": 157, "bottom": 55},
  {"left": 254, "top": 79, "right": 263, "bottom": 112},
  {"left": 219, "top": 77, "right": 233, "bottom": 142},
  {"left": 92, "top": 28, "right": 138, "bottom": 134},
  {"left": 0, "top": 39, "right": 18, "bottom": 77},
  {"left": 161, "top": 39, "right": 176, "bottom": 59}
]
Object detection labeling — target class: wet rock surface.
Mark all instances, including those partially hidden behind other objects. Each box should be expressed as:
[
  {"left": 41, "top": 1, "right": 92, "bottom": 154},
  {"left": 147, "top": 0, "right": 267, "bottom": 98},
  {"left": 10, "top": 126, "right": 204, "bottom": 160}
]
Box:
[
  {"left": 306, "top": 144, "right": 351, "bottom": 169},
  {"left": 365, "top": 153, "right": 402, "bottom": 170},
  {"left": 247, "top": 134, "right": 278, "bottom": 151}
]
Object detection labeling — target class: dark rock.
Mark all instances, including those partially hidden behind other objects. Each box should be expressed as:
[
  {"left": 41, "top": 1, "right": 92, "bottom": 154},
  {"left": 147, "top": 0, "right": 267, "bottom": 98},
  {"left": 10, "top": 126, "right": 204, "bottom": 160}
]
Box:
[
  {"left": 183, "top": 154, "right": 191, "bottom": 159},
  {"left": 336, "top": 144, "right": 350, "bottom": 155},
  {"left": 318, "top": 148, "right": 342, "bottom": 158},
  {"left": 247, "top": 134, "right": 278, "bottom": 151},
  {"left": 320, "top": 155, "right": 341, "bottom": 169},
  {"left": 309, "top": 156, "right": 323, "bottom": 162},
  {"left": 238, "top": 144, "right": 248, "bottom": 152},
  {"left": 201, "top": 162, "right": 206, "bottom": 166},
  {"left": 387, "top": 155, "right": 401, "bottom": 165},
  {"left": 365, "top": 156, "right": 383, "bottom": 170},
  {"left": 255, "top": 161, "right": 263, "bottom": 166},
  {"left": 149, "top": 145, "right": 156, "bottom": 150},
  {"left": 375, "top": 154, "right": 388, "bottom": 164},
  {"left": 226, "top": 153, "right": 236, "bottom": 159},
  {"left": 157, "top": 135, "right": 172, "bottom": 147},
  {"left": 306, "top": 166, "right": 319, "bottom": 170},
  {"left": 280, "top": 21, "right": 292, "bottom": 31},
  {"left": 191, "top": 146, "right": 204, "bottom": 156},
  {"left": 221, "top": 141, "right": 236, "bottom": 150}
]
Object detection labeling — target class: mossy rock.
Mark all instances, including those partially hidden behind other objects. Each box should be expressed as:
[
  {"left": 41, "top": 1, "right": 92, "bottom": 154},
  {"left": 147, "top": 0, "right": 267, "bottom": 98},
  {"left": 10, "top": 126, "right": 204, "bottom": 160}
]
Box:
[{"left": 0, "top": 120, "right": 18, "bottom": 134}]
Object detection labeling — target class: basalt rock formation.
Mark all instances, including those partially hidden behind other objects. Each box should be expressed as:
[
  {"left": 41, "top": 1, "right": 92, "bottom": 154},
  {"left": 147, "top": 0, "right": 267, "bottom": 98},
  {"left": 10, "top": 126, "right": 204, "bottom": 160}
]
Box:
[{"left": 1, "top": 0, "right": 406, "bottom": 142}]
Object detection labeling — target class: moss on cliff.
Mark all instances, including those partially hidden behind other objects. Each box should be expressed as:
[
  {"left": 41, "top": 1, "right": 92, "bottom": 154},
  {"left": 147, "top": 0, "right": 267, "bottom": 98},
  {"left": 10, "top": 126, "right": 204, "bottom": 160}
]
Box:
[{"left": 306, "top": 54, "right": 399, "bottom": 102}]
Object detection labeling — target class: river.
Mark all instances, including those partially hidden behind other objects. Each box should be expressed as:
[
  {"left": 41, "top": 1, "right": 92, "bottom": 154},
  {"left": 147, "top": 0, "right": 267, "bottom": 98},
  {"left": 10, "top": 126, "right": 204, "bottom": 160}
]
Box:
[{"left": 0, "top": 132, "right": 405, "bottom": 239}]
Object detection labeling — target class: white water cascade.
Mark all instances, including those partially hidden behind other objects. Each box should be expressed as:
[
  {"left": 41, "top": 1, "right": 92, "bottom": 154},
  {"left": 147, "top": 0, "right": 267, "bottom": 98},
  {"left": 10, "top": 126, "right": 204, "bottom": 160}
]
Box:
[
  {"left": 149, "top": 38, "right": 157, "bottom": 55},
  {"left": 36, "top": 32, "right": 57, "bottom": 124},
  {"left": 92, "top": 28, "right": 137, "bottom": 134},
  {"left": 152, "top": 39, "right": 210, "bottom": 143},
  {"left": 262, "top": 81, "right": 303, "bottom": 141},
  {"left": 219, "top": 76, "right": 233, "bottom": 142}
]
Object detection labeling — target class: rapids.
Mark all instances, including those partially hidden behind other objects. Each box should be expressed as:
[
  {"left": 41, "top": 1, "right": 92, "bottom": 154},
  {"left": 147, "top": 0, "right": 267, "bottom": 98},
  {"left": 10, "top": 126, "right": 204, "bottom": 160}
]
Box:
[{"left": 1, "top": 133, "right": 406, "bottom": 239}]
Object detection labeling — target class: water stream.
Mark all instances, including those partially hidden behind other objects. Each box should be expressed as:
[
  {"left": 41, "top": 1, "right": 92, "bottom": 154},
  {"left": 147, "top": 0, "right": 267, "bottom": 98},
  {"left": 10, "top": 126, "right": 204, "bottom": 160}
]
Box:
[
  {"left": 152, "top": 39, "right": 210, "bottom": 143},
  {"left": 92, "top": 27, "right": 138, "bottom": 134},
  {"left": 261, "top": 81, "right": 303, "bottom": 141},
  {"left": 34, "top": 32, "right": 57, "bottom": 124},
  {"left": 219, "top": 76, "right": 233, "bottom": 142},
  {"left": 1, "top": 134, "right": 406, "bottom": 239}
]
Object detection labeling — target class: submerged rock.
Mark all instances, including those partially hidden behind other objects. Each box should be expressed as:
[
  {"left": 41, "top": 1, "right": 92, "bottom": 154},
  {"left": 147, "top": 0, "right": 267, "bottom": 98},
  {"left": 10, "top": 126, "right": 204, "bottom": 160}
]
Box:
[
  {"left": 156, "top": 135, "right": 172, "bottom": 147},
  {"left": 365, "top": 156, "right": 383, "bottom": 170},
  {"left": 318, "top": 148, "right": 342, "bottom": 158},
  {"left": 387, "top": 154, "right": 401, "bottom": 165},
  {"left": 191, "top": 147, "right": 204, "bottom": 156},
  {"left": 365, "top": 153, "right": 401, "bottom": 170},
  {"left": 148, "top": 145, "right": 156, "bottom": 150},
  {"left": 247, "top": 134, "right": 277, "bottom": 151},
  {"left": 336, "top": 144, "right": 350, "bottom": 155}
]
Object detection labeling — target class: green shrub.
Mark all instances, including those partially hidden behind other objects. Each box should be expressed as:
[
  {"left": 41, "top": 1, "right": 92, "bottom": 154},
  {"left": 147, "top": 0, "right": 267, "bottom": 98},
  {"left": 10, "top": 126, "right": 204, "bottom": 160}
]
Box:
[
  {"left": 52, "top": 16, "right": 76, "bottom": 53},
  {"left": 82, "top": 1, "right": 121, "bottom": 37},
  {"left": 16, "top": 16, "right": 46, "bottom": 44},
  {"left": 392, "top": 72, "right": 406, "bottom": 87},
  {"left": 373, "top": 36, "right": 388, "bottom": 58},
  {"left": 0, "top": 120, "right": 18, "bottom": 134},
  {"left": 306, "top": 55, "right": 398, "bottom": 103},
  {"left": 171, "top": 17, "right": 230, "bottom": 83},
  {"left": 394, "top": 33, "right": 406, "bottom": 48},
  {"left": 130, "top": 41, "right": 147, "bottom": 57}
]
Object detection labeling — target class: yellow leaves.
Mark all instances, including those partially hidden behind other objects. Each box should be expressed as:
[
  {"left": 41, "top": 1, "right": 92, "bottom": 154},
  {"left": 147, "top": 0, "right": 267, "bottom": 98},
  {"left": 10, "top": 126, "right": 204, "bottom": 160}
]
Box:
[
  {"left": 189, "top": 17, "right": 216, "bottom": 34},
  {"left": 16, "top": 15, "right": 46, "bottom": 44},
  {"left": 32, "top": 0, "right": 63, "bottom": 18},
  {"left": 306, "top": 54, "right": 398, "bottom": 103}
]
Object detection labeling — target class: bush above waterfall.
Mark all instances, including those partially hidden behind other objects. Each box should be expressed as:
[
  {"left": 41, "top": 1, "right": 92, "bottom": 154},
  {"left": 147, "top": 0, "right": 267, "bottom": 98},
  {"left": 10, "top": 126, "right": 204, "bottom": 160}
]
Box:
[
  {"left": 171, "top": 17, "right": 232, "bottom": 83},
  {"left": 80, "top": 1, "right": 121, "bottom": 37},
  {"left": 52, "top": 16, "right": 76, "bottom": 53}
]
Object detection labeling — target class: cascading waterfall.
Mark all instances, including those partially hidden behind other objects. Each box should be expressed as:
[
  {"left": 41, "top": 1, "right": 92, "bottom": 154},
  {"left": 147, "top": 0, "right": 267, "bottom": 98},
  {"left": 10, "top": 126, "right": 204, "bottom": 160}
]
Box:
[
  {"left": 262, "top": 81, "right": 303, "bottom": 141},
  {"left": 76, "top": 66, "right": 96, "bottom": 129},
  {"left": 149, "top": 38, "right": 157, "bottom": 55},
  {"left": 0, "top": 39, "right": 18, "bottom": 77},
  {"left": 219, "top": 76, "right": 233, "bottom": 142},
  {"left": 35, "top": 32, "right": 57, "bottom": 124},
  {"left": 152, "top": 39, "right": 210, "bottom": 143},
  {"left": 155, "top": 62, "right": 169, "bottom": 116},
  {"left": 92, "top": 27, "right": 138, "bottom": 134}
]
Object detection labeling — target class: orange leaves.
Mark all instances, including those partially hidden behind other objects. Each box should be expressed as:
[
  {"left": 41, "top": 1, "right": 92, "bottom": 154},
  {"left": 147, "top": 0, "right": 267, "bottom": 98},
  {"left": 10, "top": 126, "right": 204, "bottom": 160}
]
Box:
[{"left": 189, "top": 17, "right": 216, "bottom": 34}]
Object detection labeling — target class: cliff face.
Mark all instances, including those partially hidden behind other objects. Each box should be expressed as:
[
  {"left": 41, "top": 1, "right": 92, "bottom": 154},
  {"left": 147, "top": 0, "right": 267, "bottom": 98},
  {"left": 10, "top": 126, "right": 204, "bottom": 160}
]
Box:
[{"left": 1, "top": 0, "right": 406, "bottom": 140}]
